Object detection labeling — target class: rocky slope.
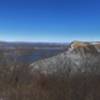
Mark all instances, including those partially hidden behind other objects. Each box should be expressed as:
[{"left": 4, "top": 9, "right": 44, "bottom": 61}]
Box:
[{"left": 31, "top": 41, "right": 100, "bottom": 76}]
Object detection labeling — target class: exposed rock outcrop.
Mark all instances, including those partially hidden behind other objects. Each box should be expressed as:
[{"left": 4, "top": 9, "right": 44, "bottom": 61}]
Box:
[{"left": 30, "top": 41, "right": 100, "bottom": 77}]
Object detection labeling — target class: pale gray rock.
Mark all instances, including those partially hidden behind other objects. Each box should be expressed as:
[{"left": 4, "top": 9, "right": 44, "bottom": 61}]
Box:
[{"left": 30, "top": 41, "right": 100, "bottom": 77}]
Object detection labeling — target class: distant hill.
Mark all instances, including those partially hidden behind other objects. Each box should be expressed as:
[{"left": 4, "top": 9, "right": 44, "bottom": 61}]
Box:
[
  {"left": 0, "top": 41, "right": 67, "bottom": 49},
  {"left": 0, "top": 41, "right": 67, "bottom": 64}
]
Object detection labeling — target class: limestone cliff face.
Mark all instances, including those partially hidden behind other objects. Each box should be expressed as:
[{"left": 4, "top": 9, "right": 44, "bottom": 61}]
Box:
[{"left": 30, "top": 41, "right": 100, "bottom": 76}]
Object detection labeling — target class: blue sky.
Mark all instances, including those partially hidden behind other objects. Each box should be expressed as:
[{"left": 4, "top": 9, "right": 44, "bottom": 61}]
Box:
[{"left": 0, "top": 0, "right": 100, "bottom": 42}]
